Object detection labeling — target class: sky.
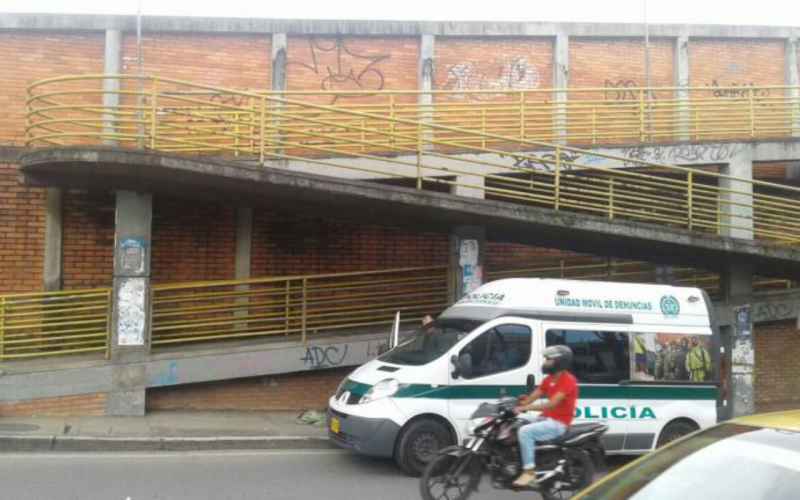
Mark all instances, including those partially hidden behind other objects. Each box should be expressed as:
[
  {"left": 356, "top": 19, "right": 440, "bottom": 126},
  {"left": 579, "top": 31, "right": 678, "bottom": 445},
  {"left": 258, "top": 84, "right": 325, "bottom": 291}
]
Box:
[{"left": 0, "top": 0, "right": 799, "bottom": 27}]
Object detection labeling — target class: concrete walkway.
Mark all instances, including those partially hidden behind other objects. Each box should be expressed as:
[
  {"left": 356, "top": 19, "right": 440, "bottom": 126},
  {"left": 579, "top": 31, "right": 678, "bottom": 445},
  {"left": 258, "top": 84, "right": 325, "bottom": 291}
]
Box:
[{"left": 0, "top": 410, "right": 334, "bottom": 452}]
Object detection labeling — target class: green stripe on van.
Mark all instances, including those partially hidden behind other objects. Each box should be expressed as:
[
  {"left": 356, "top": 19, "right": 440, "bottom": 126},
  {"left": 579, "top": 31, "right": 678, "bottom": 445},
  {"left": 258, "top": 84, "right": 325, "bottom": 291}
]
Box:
[{"left": 342, "top": 379, "right": 717, "bottom": 401}]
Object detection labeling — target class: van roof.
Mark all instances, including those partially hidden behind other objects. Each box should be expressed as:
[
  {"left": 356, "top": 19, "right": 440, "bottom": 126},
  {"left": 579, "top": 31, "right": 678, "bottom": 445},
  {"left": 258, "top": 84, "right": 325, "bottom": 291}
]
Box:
[{"left": 443, "top": 278, "right": 712, "bottom": 328}]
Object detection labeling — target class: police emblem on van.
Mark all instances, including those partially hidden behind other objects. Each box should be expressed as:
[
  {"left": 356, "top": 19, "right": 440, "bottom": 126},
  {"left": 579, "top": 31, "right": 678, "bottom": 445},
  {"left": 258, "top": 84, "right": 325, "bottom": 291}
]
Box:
[{"left": 660, "top": 295, "right": 680, "bottom": 316}]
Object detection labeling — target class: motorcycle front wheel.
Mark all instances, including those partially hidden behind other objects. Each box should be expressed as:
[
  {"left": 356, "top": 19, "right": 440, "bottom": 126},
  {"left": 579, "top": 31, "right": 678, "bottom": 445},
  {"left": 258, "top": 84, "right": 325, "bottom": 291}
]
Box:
[{"left": 419, "top": 452, "right": 482, "bottom": 500}]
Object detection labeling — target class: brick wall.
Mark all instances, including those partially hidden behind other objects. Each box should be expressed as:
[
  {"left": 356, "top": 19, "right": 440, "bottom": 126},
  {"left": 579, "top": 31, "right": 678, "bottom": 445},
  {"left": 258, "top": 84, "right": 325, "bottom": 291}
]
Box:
[
  {"left": 0, "top": 32, "right": 104, "bottom": 146},
  {"left": 754, "top": 320, "right": 800, "bottom": 413},
  {"left": 122, "top": 34, "right": 271, "bottom": 88},
  {"left": 0, "top": 392, "right": 108, "bottom": 418},
  {"left": 61, "top": 190, "right": 115, "bottom": 290},
  {"left": 147, "top": 367, "right": 351, "bottom": 411},
  {"left": 286, "top": 36, "right": 419, "bottom": 105},
  {"left": 251, "top": 210, "right": 449, "bottom": 277},
  {"left": 0, "top": 163, "right": 45, "bottom": 294},
  {"left": 150, "top": 198, "right": 237, "bottom": 284}
]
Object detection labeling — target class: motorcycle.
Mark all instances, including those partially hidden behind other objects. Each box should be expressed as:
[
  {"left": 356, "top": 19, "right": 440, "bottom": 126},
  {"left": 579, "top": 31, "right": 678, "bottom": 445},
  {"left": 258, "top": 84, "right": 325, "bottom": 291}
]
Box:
[{"left": 420, "top": 398, "right": 608, "bottom": 500}]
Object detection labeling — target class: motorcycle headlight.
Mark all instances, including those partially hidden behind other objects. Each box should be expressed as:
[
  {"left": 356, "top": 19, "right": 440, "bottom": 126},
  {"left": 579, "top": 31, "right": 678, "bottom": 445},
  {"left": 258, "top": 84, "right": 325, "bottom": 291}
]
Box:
[
  {"left": 360, "top": 379, "right": 400, "bottom": 404},
  {"left": 469, "top": 417, "right": 494, "bottom": 436}
]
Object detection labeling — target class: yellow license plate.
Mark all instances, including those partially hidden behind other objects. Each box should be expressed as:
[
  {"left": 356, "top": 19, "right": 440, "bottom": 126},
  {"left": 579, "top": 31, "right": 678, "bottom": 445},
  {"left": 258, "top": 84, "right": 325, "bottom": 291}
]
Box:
[{"left": 330, "top": 417, "right": 340, "bottom": 434}]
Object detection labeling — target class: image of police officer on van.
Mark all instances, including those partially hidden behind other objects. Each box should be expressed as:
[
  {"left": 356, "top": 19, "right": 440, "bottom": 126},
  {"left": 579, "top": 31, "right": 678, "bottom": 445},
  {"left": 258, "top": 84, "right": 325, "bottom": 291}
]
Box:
[{"left": 632, "top": 333, "right": 712, "bottom": 382}]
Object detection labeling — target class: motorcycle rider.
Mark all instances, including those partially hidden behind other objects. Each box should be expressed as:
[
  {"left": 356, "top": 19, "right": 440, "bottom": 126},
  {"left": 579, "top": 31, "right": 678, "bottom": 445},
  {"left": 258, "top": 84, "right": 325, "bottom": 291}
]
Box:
[{"left": 511, "top": 345, "right": 578, "bottom": 488}]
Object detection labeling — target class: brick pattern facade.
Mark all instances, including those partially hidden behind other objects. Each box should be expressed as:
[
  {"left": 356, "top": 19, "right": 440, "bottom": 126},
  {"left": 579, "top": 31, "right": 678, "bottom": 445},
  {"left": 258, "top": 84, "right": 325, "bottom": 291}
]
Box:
[
  {"left": 0, "top": 163, "right": 46, "bottom": 294},
  {"left": 0, "top": 32, "right": 104, "bottom": 146},
  {"left": 0, "top": 392, "right": 108, "bottom": 418},
  {"left": 122, "top": 34, "right": 271, "bottom": 89},
  {"left": 286, "top": 36, "right": 419, "bottom": 104},
  {"left": 61, "top": 190, "right": 115, "bottom": 290},
  {"left": 755, "top": 320, "right": 800, "bottom": 413},
  {"left": 251, "top": 210, "right": 449, "bottom": 277},
  {"left": 147, "top": 367, "right": 351, "bottom": 411},
  {"left": 151, "top": 199, "right": 237, "bottom": 284}
]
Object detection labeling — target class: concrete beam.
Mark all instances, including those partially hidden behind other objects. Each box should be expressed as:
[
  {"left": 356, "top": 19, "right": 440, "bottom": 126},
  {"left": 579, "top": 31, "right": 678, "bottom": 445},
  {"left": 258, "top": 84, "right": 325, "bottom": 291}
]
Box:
[
  {"left": 271, "top": 34, "right": 287, "bottom": 92},
  {"left": 1, "top": 13, "right": 799, "bottom": 39},
  {"left": 719, "top": 153, "right": 754, "bottom": 241},
  {"left": 43, "top": 188, "right": 63, "bottom": 291},
  {"left": 20, "top": 147, "right": 800, "bottom": 280},
  {"left": 786, "top": 37, "right": 800, "bottom": 138}
]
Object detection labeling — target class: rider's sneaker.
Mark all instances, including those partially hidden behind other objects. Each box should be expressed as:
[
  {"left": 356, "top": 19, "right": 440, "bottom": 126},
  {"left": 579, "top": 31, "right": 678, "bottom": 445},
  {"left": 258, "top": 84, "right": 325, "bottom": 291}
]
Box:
[{"left": 512, "top": 470, "right": 536, "bottom": 488}]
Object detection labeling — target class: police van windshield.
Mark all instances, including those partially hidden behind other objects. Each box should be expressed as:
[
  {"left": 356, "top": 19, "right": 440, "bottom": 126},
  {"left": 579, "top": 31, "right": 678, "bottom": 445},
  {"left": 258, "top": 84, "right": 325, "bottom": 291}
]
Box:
[{"left": 379, "top": 318, "right": 481, "bottom": 366}]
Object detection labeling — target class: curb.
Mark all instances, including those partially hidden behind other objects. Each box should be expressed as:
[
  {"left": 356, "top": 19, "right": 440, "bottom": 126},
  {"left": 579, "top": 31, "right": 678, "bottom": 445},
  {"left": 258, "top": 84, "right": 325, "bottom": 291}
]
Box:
[{"left": 0, "top": 435, "right": 337, "bottom": 452}]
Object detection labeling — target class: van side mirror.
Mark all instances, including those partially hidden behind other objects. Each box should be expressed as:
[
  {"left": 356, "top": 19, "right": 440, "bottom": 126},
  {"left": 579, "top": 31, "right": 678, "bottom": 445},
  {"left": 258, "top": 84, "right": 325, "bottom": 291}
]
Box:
[
  {"left": 450, "top": 354, "right": 461, "bottom": 379},
  {"left": 526, "top": 374, "right": 537, "bottom": 392}
]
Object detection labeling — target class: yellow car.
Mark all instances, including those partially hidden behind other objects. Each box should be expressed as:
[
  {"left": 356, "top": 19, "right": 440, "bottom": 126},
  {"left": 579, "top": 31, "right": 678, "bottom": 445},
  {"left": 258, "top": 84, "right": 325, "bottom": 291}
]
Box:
[{"left": 575, "top": 410, "right": 800, "bottom": 499}]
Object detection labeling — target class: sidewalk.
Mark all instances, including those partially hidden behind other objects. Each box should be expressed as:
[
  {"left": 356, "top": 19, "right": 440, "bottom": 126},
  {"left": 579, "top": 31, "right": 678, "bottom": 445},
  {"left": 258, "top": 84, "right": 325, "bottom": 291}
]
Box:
[{"left": 0, "top": 410, "right": 335, "bottom": 452}]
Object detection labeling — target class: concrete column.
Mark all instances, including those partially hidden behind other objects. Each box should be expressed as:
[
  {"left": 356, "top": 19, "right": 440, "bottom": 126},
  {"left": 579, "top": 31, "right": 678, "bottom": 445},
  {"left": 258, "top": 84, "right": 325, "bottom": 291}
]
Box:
[
  {"left": 269, "top": 34, "right": 288, "bottom": 160},
  {"left": 786, "top": 37, "right": 800, "bottom": 137},
  {"left": 103, "top": 29, "right": 123, "bottom": 144},
  {"left": 43, "top": 188, "right": 63, "bottom": 292},
  {"left": 449, "top": 180, "right": 485, "bottom": 301},
  {"left": 108, "top": 191, "right": 153, "bottom": 416},
  {"left": 723, "top": 264, "right": 754, "bottom": 419},
  {"left": 553, "top": 33, "right": 569, "bottom": 144},
  {"left": 674, "top": 36, "right": 691, "bottom": 141},
  {"left": 235, "top": 208, "right": 253, "bottom": 280},
  {"left": 719, "top": 153, "right": 754, "bottom": 240},
  {"left": 419, "top": 34, "right": 436, "bottom": 147}
]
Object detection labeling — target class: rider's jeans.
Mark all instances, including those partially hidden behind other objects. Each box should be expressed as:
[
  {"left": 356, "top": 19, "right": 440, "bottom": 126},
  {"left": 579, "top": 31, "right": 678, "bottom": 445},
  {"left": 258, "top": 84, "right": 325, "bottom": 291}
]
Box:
[{"left": 517, "top": 416, "right": 566, "bottom": 469}]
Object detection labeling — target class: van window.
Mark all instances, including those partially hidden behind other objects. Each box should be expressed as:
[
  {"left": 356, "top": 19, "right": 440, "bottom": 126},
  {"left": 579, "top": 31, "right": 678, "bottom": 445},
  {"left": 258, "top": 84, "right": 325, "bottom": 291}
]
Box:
[
  {"left": 631, "top": 332, "right": 716, "bottom": 383},
  {"left": 379, "top": 318, "right": 481, "bottom": 366},
  {"left": 546, "top": 330, "right": 630, "bottom": 384},
  {"left": 459, "top": 324, "right": 532, "bottom": 379}
]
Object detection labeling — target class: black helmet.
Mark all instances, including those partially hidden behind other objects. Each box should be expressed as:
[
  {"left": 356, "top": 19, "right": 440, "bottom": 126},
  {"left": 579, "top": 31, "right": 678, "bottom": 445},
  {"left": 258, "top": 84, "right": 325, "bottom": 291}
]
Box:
[{"left": 543, "top": 345, "right": 573, "bottom": 372}]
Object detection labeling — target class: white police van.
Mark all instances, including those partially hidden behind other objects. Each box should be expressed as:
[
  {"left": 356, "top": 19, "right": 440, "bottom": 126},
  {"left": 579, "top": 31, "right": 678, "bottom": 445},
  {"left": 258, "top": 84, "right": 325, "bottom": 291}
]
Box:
[{"left": 327, "top": 278, "right": 721, "bottom": 476}]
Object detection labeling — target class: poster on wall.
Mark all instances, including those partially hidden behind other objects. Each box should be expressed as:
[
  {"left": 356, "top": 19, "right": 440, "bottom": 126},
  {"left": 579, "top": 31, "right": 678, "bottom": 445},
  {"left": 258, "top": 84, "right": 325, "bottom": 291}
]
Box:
[
  {"left": 117, "top": 277, "right": 146, "bottom": 346},
  {"left": 631, "top": 332, "right": 714, "bottom": 382},
  {"left": 459, "top": 239, "right": 482, "bottom": 295}
]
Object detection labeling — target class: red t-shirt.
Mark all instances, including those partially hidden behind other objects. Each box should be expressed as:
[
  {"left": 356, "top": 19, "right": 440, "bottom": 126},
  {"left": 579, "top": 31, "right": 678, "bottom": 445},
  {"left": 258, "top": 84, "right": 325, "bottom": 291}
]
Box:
[{"left": 540, "top": 372, "right": 578, "bottom": 427}]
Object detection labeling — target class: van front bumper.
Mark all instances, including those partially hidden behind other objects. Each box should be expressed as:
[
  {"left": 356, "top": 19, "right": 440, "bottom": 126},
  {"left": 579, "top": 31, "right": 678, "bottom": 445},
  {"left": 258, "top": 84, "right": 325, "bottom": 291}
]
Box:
[{"left": 327, "top": 407, "right": 401, "bottom": 458}]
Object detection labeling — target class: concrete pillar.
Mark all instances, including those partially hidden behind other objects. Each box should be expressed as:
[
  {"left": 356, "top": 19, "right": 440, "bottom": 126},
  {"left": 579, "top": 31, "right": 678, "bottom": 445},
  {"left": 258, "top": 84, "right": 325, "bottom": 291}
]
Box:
[
  {"left": 43, "top": 188, "right": 63, "bottom": 292},
  {"left": 108, "top": 191, "right": 152, "bottom": 416},
  {"left": 786, "top": 37, "right": 800, "bottom": 137},
  {"left": 719, "top": 153, "right": 754, "bottom": 240},
  {"left": 449, "top": 179, "right": 485, "bottom": 301},
  {"left": 419, "top": 34, "right": 436, "bottom": 147},
  {"left": 674, "top": 35, "right": 691, "bottom": 141},
  {"left": 103, "top": 29, "right": 123, "bottom": 144},
  {"left": 723, "top": 264, "right": 754, "bottom": 419},
  {"left": 271, "top": 34, "right": 287, "bottom": 92},
  {"left": 552, "top": 33, "right": 569, "bottom": 144},
  {"left": 269, "top": 34, "right": 288, "bottom": 160},
  {"left": 235, "top": 208, "right": 253, "bottom": 280}
]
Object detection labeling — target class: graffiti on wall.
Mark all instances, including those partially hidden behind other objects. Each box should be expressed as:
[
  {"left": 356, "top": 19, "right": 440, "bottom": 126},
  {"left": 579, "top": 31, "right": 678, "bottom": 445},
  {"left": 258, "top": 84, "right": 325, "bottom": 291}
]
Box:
[
  {"left": 704, "top": 80, "right": 770, "bottom": 99},
  {"left": 287, "top": 37, "right": 391, "bottom": 103},
  {"left": 441, "top": 56, "right": 541, "bottom": 100},
  {"left": 603, "top": 79, "right": 658, "bottom": 102}
]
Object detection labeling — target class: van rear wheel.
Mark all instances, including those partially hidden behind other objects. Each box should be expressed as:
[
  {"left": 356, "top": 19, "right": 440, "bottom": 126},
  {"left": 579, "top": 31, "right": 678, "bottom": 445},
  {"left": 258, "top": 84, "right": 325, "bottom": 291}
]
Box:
[
  {"left": 395, "top": 418, "right": 453, "bottom": 477},
  {"left": 657, "top": 420, "right": 698, "bottom": 448}
]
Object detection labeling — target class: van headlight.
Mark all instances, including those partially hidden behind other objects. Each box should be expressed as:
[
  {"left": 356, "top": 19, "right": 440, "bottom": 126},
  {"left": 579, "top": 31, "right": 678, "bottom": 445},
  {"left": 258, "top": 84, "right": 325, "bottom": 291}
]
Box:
[{"left": 360, "top": 379, "right": 400, "bottom": 404}]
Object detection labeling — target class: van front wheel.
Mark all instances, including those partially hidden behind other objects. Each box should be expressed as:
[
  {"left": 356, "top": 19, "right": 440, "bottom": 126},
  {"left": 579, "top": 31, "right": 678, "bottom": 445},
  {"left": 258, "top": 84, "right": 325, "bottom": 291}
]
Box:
[
  {"left": 395, "top": 418, "right": 453, "bottom": 477},
  {"left": 657, "top": 420, "right": 698, "bottom": 448}
]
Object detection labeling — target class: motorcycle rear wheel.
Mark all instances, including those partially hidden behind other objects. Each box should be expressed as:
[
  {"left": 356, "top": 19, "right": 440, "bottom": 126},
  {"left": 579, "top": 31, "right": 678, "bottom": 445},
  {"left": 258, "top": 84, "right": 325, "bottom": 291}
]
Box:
[
  {"left": 420, "top": 453, "right": 482, "bottom": 500},
  {"left": 540, "top": 450, "right": 594, "bottom": 500}
]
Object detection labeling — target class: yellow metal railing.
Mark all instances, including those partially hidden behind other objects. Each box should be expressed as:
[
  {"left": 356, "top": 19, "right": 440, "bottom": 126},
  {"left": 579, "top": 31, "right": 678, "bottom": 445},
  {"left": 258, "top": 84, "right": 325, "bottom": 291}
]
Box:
[
  {"left": 148, "top": 265, "right": 453, "bottom": 347},
  {"left": 0, "top": 288, "right": 112, "bottom": 360},
  {"left": 0, "top": 261, "right": 794, "bottom": 360},
  {"left": 25, "top": 75, "right": 800, "bottom": 246}
]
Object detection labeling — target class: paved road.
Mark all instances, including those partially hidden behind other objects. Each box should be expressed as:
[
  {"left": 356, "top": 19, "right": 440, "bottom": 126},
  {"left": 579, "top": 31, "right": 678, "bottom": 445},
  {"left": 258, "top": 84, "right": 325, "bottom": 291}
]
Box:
[{"left": 0, "top": 449, "right": 633, "bottom": 500}]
